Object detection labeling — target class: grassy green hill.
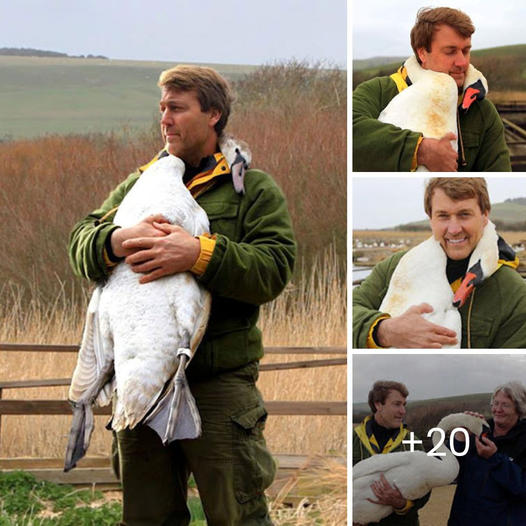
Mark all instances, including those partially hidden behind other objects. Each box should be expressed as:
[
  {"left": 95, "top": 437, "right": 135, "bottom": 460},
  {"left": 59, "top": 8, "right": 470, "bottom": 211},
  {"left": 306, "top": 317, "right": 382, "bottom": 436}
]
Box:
[
  {"left": 353, "top": 56, "right": 406, "bottom": 71},
  {"left": 0, "top": 56, "right": 259, "bottom": 139}
]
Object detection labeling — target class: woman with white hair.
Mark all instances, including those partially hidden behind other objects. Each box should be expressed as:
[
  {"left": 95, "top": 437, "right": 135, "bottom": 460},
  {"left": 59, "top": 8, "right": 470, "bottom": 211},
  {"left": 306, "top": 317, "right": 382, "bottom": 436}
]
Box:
[{"left": 448, "top": 381, "right": 526, "bottom": 525}]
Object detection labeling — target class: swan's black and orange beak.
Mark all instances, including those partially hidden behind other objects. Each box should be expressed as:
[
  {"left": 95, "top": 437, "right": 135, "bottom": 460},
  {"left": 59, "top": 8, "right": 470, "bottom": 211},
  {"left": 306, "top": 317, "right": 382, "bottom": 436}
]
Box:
[{"left": 453, "top": 260, "right": 484, "bottom": 308}]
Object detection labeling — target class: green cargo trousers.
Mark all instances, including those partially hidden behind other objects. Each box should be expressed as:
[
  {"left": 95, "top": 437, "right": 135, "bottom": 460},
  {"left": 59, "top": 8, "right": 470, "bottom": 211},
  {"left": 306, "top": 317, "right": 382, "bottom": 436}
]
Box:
[{"left": 112, "top": 362, "right": 276, "bottom": 526}]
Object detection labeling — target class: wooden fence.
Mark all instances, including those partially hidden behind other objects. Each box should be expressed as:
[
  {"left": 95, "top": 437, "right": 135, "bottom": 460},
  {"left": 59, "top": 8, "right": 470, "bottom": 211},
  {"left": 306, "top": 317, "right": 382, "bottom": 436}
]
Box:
[{"left": 0, "top": 343, "right": 347, "bottom": 488}]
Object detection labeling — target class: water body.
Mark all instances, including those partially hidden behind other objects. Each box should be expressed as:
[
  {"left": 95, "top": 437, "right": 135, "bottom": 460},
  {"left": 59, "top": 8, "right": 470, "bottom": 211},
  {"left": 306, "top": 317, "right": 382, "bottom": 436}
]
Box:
[{"left": 352, "top": 266, "right": 372, "bottom": 285}]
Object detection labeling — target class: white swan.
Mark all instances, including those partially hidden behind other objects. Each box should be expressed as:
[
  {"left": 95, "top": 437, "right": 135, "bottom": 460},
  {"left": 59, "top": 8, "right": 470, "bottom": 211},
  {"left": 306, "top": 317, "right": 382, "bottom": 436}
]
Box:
[
  {"left": 379, "top": 57, "right": 458, "bottom": 172},
  {"left": 353, "top": 413, "right": 488, "bottom": 524},
  {"left": 378, "top": 56, "right": 488, "bottom": 172},
  {"left": 379, "top": 220, "right": 499, "bottom": 348},
  {"left": 65, "top": 135, "right": 250, "bottom": 471}
]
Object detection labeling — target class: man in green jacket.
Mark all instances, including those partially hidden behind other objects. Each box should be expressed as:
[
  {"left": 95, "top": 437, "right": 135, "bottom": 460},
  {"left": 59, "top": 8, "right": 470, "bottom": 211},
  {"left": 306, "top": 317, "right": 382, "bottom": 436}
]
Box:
[
  {"left": 353, "top": 380, "right": 430, "bottom": 525},
  {"left": 69, "top": 65, "right": 296, "bottom": 525},
  {"left": 353, "top": 6, "right": 511, "bottom": 171},
  {"left": 353, "top": 178, "right": 526, "bottom": 348}
]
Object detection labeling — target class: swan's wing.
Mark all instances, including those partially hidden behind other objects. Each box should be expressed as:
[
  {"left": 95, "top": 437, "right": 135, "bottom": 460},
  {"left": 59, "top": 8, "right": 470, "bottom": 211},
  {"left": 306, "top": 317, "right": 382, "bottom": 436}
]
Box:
[
  {"left": 188, "top": 289, "right": 211, "bottom": 363},
  {"left": 69, "top": 285, "right": 114, "bottom": 406}
]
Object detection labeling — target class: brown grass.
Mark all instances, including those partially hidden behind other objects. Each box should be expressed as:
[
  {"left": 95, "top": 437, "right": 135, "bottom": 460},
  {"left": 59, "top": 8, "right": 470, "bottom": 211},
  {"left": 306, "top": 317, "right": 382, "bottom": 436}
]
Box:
[
  {"left": 271, "top": 456, "right": 347, "bottom": 525},
  {"left": 0, "top": 61, "right": 346, "bottom": 306},
  {"left": 488, "top": 91, "right": 526, "bottom": 103}
]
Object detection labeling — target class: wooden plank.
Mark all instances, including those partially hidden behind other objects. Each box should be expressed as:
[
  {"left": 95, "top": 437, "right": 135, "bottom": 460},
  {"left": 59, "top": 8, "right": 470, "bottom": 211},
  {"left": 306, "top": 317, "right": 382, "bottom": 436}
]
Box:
[
  {"left": 0, "top": 343, "right": 79, "bottom": 353},
  {"left": 0, "top": 400, "right": 110, "bottom": 415},
  {"left": 260, "top": 358, "right": 346, "bottom": 371},
  {"left": 0, "top": 357, "right": 347, "bottom": 390},
  {"left": 264, "top": 346, "right": 346, "bottom": 355},
  {"left": 0, "top": 399, "right": 346, "bottom": 416},
  {"left": 0, "top": 454, "right": 346, "bottom": 487},
  {"left": 0, "top": 343, "right": 347, "bottom": 355},
  {"left": 0, "top": 457, "right": 110, "bottom": 469},
  {"left": 0, "top": 453, "right": 344, "bottom": 471},
  {"left": 266, "top": 401, "right": 346, "bottom": 415},
  {"left": 0, "top": 378, "right": 71, "bottom": 389}
]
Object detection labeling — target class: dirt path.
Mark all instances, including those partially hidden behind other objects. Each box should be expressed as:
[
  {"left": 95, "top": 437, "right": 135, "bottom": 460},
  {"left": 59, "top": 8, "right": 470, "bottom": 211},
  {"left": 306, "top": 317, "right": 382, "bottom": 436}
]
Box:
[{"left": 419, "top": 485, "right": 455, "bottom": 526}]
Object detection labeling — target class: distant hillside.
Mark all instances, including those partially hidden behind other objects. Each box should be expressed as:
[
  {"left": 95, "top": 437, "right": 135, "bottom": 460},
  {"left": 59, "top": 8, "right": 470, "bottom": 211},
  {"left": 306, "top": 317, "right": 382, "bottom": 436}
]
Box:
[
  {"left": 353, "top": 56, "right": 405, "bottom": 71},
  {"left": 353, "top": 43, "right": 526, "bottom": 91},
  {"left": 0, "top": 55, "right": 259, "bottom": 139},
  {"left": 393, "top": 197, "right": 526, "bottom": 231},
  {"left": 353, "top": 392, "right": 490, "bottom": 416},
  {"left": 0, "top": 47, "right": 107, "bottom": 59},
  {"left": 353, "top": 392, "right": 492, "bottom": 449}
]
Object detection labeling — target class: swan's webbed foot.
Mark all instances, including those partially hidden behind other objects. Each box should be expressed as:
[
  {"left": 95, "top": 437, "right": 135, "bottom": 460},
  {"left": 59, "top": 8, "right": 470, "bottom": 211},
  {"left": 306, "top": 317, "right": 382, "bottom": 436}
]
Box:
[{"left": 144, "top": 349, "right": 201, "bottom": 444}]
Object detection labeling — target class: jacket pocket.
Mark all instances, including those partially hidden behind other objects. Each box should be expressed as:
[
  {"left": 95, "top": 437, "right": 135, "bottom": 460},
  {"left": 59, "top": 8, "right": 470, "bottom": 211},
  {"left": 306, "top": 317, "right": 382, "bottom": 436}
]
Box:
[
  {"left": 231, "top": 404, "right": 276, "bottom": 503},
  {"left": 459, "top": 131, "right": 481, "bottom": 171},
  {"left": 465, "top": 314, "right": 494, "bottom": 348},
  {"left": 204, "top": 200, "right": 240, "bottom": 240}
]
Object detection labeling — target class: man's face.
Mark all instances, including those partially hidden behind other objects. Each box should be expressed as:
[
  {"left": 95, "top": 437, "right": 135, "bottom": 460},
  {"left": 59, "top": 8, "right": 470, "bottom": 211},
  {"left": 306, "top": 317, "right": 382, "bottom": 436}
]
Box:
[
  {"left": 374, "top": 390, "right": 407, "bottom": 429},
  {"left": 159, "top": 87, "right": 220, "bottom": 165},
  {"left": 491, "top": 390, "right": 519, "bottom": 431},
  {"left": 430, "top": 188, "right": 488, "bottom": 261},
  {"left": 417, "top": 24, "right": 471, "bottom": 88}
]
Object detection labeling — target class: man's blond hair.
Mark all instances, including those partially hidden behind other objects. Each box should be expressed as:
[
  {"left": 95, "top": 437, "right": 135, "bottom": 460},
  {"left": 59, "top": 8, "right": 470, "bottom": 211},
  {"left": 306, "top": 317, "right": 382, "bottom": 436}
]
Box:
[{"left": 158, "top": 65, "right": 234, "bottom": 135}]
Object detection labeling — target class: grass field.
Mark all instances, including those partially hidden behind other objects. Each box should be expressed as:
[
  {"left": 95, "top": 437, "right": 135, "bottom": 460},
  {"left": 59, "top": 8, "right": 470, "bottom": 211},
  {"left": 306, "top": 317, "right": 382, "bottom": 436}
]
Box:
[{"left": 0, "top": 55, "right": 260, "bottom": 139}]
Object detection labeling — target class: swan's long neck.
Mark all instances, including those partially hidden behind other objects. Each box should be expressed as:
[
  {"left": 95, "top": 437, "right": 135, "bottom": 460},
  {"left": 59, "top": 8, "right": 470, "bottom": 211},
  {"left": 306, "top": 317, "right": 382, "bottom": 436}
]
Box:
[{"left": 425, "top": 428, "right": 460, "bottom": 487}]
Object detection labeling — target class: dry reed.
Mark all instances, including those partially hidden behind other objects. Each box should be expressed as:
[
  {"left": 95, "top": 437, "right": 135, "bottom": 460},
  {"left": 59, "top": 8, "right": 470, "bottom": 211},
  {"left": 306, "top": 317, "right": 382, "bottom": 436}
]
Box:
[{"left": 270, "top": 456, "right": 347, "bottom": 525}]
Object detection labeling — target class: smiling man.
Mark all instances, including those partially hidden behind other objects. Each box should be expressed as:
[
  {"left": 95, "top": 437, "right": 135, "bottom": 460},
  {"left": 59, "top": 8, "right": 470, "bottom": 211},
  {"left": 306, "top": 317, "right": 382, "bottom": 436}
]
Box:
[
  {"left": 353, "top": 381, "right": 431, "bottom": 525},
  {"left": 353, "top": 178, "right": 526, "bottom": 348},
  {"left": 353, "top": 7, "right": 511, "bottom": 171}
]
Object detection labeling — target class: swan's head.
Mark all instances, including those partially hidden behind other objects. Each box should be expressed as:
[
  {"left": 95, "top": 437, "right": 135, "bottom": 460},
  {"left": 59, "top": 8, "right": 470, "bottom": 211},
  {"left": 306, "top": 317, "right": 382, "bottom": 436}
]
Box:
[
  {"left": 437, "top": 412, "right": 489, "bottom": 437},
  {"left": 452, "top": 260, "right": 483, "bottom": 308}
]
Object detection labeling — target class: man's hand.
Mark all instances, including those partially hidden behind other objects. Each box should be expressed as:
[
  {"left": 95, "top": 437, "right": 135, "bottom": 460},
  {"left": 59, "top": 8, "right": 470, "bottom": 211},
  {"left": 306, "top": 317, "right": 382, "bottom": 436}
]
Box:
[
  {"left": 417, "top": 133, "right": 458, "bottom": 171},
  {"left": 475, "top": 435, "right": 497, "bottom": 459},
  {"left": 367, "top": 474, "right": 406, "bottom": 510},
  {"left": 123, "top": 222, "right": 200, "bottom": 284},
  {"left": 377, "top": 303, "right": 458, "bottom": 348},
  {"left": 111, "top": 214, "right": 170, "bottom": 258}
]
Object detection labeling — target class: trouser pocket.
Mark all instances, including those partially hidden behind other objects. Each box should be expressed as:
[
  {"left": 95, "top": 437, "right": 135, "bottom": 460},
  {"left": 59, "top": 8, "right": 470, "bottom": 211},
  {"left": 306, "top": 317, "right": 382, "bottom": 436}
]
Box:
[{"left": 231, "top": 404, "right": 277, "bottom": 504}]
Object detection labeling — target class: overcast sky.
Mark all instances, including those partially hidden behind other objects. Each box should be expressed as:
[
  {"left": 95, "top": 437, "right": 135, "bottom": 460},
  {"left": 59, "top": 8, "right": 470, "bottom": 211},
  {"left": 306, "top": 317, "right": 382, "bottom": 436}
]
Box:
[
  {"left": 352, "top": 177, "right": 526, "bottom": 229},
  {"left": 0, "top": 0, "right": 346, "bottom": 66},
  {"left": 352, "top": 0, "right": 526, "bottom": 60},
  {"left": 353, "top": 354, "right": 526, "bottom": 402}
]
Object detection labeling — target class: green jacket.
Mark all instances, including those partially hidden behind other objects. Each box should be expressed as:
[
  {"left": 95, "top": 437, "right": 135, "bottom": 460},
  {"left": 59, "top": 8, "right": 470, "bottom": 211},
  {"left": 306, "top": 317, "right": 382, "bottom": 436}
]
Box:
[
  {"left": 69, "top": 165, "right": 296, "bottom": 378},
  {"left": 353, "top": 251, "right": 526, "bottom": 348},
  {"left": 352, "top": 75, "right": 511, "bottom": 172},
  {"left": 353, "top": 416, "right": 430, "bottom": 526}
]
